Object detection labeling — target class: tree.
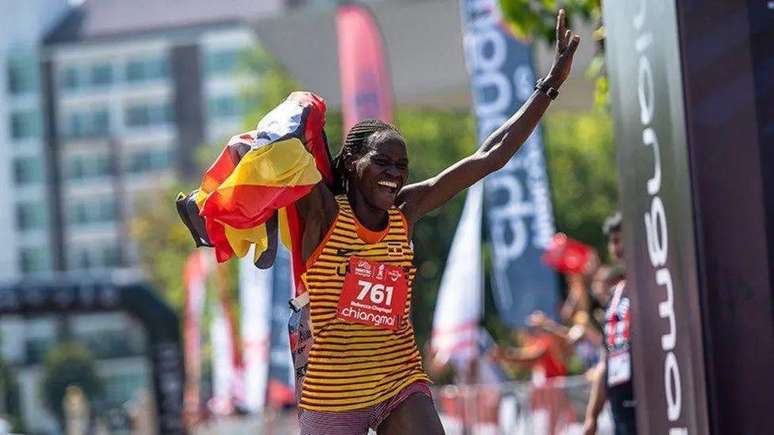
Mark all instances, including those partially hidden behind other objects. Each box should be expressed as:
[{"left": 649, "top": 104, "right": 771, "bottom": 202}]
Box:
[
  {"left": 544, "top": 110, "right": 617, "bottom": 258},
  {"left": 130, "top": 181, "right": 196, "bottom": 310},
  {"left": 40, "top": 342, "right": 103, "bottom": 424},
  {"left": 500, "top": 0, "right": 608, "bottom": 107}
]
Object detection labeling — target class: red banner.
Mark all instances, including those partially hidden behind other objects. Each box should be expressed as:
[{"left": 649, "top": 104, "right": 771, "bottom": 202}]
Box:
[{"left": 336, "top": 3, "right": 394, "bottom": 134}]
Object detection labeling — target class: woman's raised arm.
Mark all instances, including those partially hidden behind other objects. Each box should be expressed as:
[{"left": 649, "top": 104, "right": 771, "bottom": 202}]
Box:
[{"left": 398, "top": 10, "right": 580, "bottom": 224}]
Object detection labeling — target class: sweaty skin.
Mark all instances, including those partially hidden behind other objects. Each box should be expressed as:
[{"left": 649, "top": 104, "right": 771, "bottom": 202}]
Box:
[{"left": 295, "top": 9, "right": 580, "bottom": 435}]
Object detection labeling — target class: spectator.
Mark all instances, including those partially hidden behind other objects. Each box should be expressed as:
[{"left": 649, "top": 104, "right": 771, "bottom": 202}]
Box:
[{"left": 583, "top": 211, "right": 637, "bottom": 435}]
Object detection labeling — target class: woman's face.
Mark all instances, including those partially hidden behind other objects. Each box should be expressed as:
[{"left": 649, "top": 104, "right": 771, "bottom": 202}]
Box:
[{"left": 350, "top": 132, "right": 409, "bottom": 210}]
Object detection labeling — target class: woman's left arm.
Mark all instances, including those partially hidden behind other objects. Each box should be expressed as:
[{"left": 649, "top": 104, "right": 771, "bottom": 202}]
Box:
[{"left": 399, "top": 9, "right": 580, "bottom": 224}]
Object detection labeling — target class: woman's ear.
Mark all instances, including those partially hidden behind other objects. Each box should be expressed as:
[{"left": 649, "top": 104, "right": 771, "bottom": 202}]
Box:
[{"left": 344, "top": 154, "right": 355, "bottom": 174}]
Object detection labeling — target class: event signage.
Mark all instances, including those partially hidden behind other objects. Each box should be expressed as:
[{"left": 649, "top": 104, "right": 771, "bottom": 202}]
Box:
[
  {"left": 0, "top": 280, "right": 185, "bottom": 434},
  {"left": 431, "top": 182, "right": 484, "bottom": 366},
  {"left": 336, "top": 3, "right": 394, "bottom": 135},
  {"left": 459, "top": 0, "right": 559, "bottom": 326},
  {"left": 267, "top": 247, "right": 295, "bottom": 400},
  {"left": 604, "top": 0, "right": 710, "bottom": 433}
]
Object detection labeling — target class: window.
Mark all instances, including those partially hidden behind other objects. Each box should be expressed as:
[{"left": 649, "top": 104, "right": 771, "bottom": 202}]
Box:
[
  {"left": 7, "top": 55, "right": 38, "bottom": 95},
  {"left": 93, "top": 110, "right": 110, "bottom": 136},
  {"left": 207, "top": 95, "right": 246, "bottom": 120},
  {"left": 13, "top": 157, "right": 43, "bottom": 185},
  {"left": 67, "top": 196, "right": 116, "bottom": 226},
  {"left": 19, "top": 246, "right": 50, "bottom": 273},
  {"left": 126, "top": 148, "right": 172, "bottom": 173},
  {"left": 60, "top": 66, "right": 81, "bottom": 91},
  {"left": 91, "top": 63, "right": 113, "bottom": 86},
  {"left": 9, "top": 110, "right": 41, "bottom": 140},
  {"left": 126, "top": 56, "right": 169, "bottom": 83},
  {"left": 64, "top": 109, "right": 110, "bottom": 139},
  {"left": 205, "top": 49, "right": 242, "bottom": 76},
  {"left": 15, "top": 201, "right": 47, "bottom": 231},
  {"left": 65, "top": 154, "right": 112, "bottom": 181},
  {"left": 125, "top": 102, "right": 173, "bottom": 128},
  {"left": 72, "top": 243, "right": 119, "bottom": 270}
]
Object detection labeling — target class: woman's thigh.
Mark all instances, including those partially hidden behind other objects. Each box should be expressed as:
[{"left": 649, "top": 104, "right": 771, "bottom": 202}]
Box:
[{"left": 377, "top": 393, "right": 445, "bottom": 435}]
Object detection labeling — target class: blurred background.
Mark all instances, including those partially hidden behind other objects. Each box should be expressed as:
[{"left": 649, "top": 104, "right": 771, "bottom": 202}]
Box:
[{"left": 0, "top": 0, "right": 618, "bottom": 434}]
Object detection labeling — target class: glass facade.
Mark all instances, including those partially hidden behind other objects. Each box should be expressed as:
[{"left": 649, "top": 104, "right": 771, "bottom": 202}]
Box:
[
  {"left": 12, "top": 157, "right": 44, "bottom": 185},
  {"left": 124, "top": 101, "right": 174, "bottom": 127},
  {"left": 9, "top": 110, "right": 42, "bottom": 140},
  {"left": 15, "top": 201, "right": 47, "bottom": 231}
]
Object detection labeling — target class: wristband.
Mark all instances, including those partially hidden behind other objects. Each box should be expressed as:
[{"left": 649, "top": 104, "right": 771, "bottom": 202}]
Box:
[{"left": 535, "top": 78, "right": 560, "bottom": 100}]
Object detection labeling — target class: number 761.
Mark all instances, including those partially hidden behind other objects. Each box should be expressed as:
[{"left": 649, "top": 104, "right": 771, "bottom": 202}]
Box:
[{"left": 356, "top": 280, "right": 394, "bottom": 305}]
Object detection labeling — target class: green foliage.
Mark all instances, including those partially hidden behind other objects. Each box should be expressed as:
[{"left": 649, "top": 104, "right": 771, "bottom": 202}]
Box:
[
  {"left": 393, "top": 110, "right": 477, "bottom": 347},
  {"left": 543, "top": 110, "right": 618, "bottom": 258},
  {"left": 499, "top": 0, "right": 600, "bottom": 43},
  {"left": 500, "top": 0, "right": 608, "bottom": 108},
  {"left": 40, "top": 342, "right": 103, "bottom": 423},
  {"left": 130, "top": 182, "right": 194, "bottom": 311}
]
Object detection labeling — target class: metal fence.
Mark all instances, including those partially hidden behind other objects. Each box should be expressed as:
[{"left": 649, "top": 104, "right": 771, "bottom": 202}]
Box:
[{"left": 194, "top": 375, "right": 615, "bottom": 435}]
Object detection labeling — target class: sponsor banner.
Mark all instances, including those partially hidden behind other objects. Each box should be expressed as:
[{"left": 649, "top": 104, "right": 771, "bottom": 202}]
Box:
[
  {"left": 431, "top": 182, "right": 484, "bottom": 366},
  {"left": 604, "top": 0, "right": 712, "bottom": 433},
  {"left": 336, "top": 3, "right": 394, "bottom": 134},
  {"left": 459, "top": 0, "right": 559, "bottom": 327},
  {"left": 266, "top": 246, "right": 295, "bottom": 406},
  {"left": 239, "top": 247, "right": 272, "bottom": 412},
  {"left": 183, "top": 251, "right": 213, "bottom": 421},
  {"left": 209, "top": 302, "right": 236, "bottom": 415}
]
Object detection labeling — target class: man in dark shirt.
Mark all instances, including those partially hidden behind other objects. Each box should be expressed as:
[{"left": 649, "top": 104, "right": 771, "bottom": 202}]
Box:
[{"left": 583, "top": 212, "right": 637, "bottom": 435}]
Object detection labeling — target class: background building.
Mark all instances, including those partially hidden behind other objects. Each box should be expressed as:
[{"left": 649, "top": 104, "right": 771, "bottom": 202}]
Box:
[
  {"left": 1, "top": 1, "right": 285, "bottom": 433},
  {"left": 42, "top": 0, "right": 285, "bottom": 275},
  {"left": 0, "top": 0, "right": 70, "bottom": 281}
]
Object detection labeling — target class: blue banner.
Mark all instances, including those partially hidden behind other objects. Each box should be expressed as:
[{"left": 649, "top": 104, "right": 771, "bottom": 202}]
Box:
[
  {"left": 269, "top": 246, "right": 294, "bottom": 398},
  {"left": 460, "top": 0, "right": 559, "bottom": 327}
]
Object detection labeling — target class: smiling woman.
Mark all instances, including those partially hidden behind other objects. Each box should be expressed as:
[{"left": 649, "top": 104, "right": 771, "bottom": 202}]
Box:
[{"left": 181, "top": 9, "right": 580, "bottom": 435}]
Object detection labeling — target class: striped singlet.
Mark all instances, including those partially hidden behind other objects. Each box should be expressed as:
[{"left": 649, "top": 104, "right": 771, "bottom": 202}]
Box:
[{"left": 299, "top": 195, "right": 430, "bottom": 412}]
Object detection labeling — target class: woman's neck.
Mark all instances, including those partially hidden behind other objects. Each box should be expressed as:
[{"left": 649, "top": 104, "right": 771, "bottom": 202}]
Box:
[{"left": 347, "top": 190, "right": 389, "bottom": 231}]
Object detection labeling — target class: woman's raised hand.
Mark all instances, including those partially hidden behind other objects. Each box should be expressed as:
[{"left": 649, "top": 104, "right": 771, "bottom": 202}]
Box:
[{"left": 546, "top": 9, "right": 581, "bottom": 89}]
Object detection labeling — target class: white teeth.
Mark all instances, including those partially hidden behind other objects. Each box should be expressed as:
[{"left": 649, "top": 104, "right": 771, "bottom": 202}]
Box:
[{"left": 377, "top": 181, "right": 398, "bottom": 189}]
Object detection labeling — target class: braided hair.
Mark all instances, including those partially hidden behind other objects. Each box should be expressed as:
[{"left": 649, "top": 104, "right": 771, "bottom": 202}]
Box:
[{"left": 332, "top": 119, "right": 401, "bottom": 195}]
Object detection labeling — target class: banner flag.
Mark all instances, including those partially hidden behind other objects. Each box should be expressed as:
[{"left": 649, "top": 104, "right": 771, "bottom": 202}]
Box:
[
  {"left": 182, "top": 251, "right": 213, "bottom": 421},
  {"left": 459, "top": 0, "right": 560, "bottom": 327},
  {"left": 239, "top": 246, "right": 272, "bottom": 412},
  {"left": 267, "top": 246, "right": 296, "bottom": 407},
  {"left": 431, "top": 182, "right": 484, "bottom": 366},
  {"left": 210, "top": 302, "right": 237, "bottom": 415},
  {"left": 336, "top": 3, "right": 394, "bottom": 135}
]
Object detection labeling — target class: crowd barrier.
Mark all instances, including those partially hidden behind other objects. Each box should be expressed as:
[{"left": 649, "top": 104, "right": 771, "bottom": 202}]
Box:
[
  {"left": 194, "top": 375, "right": 615, "bottom": 435},
  {"left": 431, "top": 375, "right": 614, "bottom": 435}
]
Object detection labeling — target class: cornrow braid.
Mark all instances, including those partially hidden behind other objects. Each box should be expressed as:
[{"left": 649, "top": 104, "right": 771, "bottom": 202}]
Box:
[{"left": 332, "top": 119, "right": 399, "bottom": 195}]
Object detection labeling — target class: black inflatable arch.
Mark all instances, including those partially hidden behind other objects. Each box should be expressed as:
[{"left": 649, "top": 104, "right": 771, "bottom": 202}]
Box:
[{"left": 0, "top": 275, "right": 185, "bottom": 435}]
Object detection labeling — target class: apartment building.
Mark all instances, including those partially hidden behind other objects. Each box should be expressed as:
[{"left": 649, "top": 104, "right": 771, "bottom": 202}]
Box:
[
  {"left": 41, "top": 0, "right": 284, "bottom": 274},
  {"left": 0, "top": 0, "right": 70, "bottom": 281},
  {"left": 1, "top": 1, "right": 285, "bottom": 432}
]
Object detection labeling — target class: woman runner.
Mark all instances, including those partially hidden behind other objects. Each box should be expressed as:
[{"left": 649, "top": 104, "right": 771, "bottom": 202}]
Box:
[{"left": 292, "top": 10, "right": 580, "bottom": 434}]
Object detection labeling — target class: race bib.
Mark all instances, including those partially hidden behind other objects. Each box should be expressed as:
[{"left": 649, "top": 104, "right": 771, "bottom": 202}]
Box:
[
  {"left": 608, "top": 350, "right": 632, "bottom": 386},
  {"left": 336, "top": 257, "right": 409, "bottom": 330}
]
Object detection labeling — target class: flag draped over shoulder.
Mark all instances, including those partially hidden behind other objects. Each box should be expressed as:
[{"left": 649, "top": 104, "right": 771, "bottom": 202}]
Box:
[{"left": 177, "top": 92, "right": 334, "bottom": 294}]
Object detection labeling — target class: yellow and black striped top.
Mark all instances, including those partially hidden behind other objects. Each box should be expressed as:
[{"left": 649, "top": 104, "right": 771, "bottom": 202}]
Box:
[{"left": 299, "top": 195, "right": 430, "bottom": 412}]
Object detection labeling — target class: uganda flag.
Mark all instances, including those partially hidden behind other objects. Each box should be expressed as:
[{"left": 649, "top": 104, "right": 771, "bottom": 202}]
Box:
[{"left": 177, "top": 92, "right": 333, "bottom": 290}]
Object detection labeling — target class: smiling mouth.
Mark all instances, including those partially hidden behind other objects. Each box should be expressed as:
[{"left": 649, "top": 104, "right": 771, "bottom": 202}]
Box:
[{"left": 376, "top": 180, "right": 399, "bottom": 194}]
